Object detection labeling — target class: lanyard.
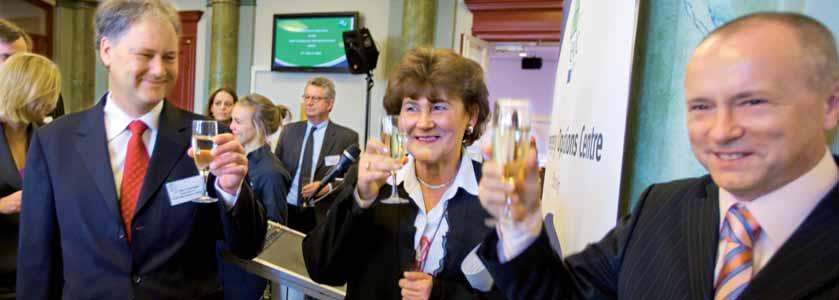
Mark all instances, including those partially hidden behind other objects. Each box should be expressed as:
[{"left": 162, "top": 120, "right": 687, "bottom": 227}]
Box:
[{"left": 414, "top": 209, "right": 449, "bottom": 272}]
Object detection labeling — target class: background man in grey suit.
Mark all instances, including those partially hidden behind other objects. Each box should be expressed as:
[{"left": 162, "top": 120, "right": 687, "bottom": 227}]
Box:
[
  {"left": 276, "top": 76, "right": 359, "bottom": 234},
  {"left": 477, "top": 12, "right": 839, "bottom": 299}
]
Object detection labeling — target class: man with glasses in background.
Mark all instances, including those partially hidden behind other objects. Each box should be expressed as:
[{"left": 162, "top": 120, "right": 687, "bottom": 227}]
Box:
[{"left": 276, "top": 76, "right": 359, "bottom": 234}]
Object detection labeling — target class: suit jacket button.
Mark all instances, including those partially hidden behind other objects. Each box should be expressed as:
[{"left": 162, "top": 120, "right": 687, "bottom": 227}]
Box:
[
  {"left": 118, "top": 233, "right": 125, "bottom": 239},
  {"left": 132, "top": 275, "right": 142, "bottom": 284}
]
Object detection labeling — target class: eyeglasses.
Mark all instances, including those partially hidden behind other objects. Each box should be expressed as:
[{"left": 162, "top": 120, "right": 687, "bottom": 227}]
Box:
[{"left": 302, "top": 94, "right": 330, "bottom": 102}]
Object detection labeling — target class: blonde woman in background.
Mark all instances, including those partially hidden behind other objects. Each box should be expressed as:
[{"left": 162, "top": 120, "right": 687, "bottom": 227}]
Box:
[
  {"left": 223, "top": 93, "right": 291, "bottom": 299},
  {"left": 0, "top": 53, "right": 60, "bottom": 297}
]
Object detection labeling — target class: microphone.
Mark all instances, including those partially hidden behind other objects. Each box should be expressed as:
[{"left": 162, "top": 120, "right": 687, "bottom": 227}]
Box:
[{"left": 304, "top": 145, "right": 361, "bottom": 206}]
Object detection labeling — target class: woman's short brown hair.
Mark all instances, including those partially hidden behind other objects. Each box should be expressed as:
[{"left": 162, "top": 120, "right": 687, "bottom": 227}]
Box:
[{"left": 384, "top": 47, "right": 489, "bottom": 145}]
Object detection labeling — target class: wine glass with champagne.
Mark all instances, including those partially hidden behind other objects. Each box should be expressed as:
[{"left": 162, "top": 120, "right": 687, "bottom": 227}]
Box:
[
  {"left": 192, "top": 120, "right": 218, "bottom": 203},
  {"left": 380, "top": 115, "right": 410, "bottom": 204},
  {"left": 491, "top": 99, "right": 531, "bottom": 225}
]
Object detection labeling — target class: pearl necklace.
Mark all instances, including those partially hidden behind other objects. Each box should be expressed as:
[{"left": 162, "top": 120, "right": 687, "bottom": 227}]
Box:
[{"left": 416, "top": 175, "right": 455, "bottom": 190}]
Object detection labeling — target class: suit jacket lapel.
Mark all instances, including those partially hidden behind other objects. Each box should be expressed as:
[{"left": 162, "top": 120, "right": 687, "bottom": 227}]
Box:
[
  {"left": 287, "top": 122, "right": 305, "bottom": 177},
  {"left": 135, "top": 102, "right": 191, "bottom": 214},
  {"left": 685, "top": 178, "right": 719, "bottom": 300},
  {"left": 315, "top": 122, "right": 336, "bottom": 175},
  {"left": 742, "top": 184, "right": 839, "bottom": 299},
  {"left": 75, "top": 96, "right": 121, "bottom": 223},
  {"left": 0, "top": 124, "right": 21, "bottom": 189}
]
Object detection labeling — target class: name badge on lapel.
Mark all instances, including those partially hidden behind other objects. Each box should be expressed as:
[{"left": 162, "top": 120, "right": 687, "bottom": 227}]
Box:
[
  {"left": 165, "top": 175, "right": 205, "bottom": 206},
  {"left": 325, "top": 155, "right": 340, "bottom": 167}
]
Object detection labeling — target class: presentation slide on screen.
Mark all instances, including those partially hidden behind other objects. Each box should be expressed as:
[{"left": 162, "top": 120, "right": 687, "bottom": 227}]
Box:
[{"left": 273, "top": 16, "right": 354, "bottom": 69}]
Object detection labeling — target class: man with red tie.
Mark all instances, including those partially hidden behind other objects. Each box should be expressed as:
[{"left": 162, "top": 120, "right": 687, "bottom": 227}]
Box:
[
  {"left": 16, "top": 0, "right": 266, "bottom": 299},
  {"left": 477, "top": 12, "right": 839, "bottom": 299}
]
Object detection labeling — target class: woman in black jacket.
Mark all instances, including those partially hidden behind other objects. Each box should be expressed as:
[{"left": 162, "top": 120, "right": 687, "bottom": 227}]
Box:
[
  {"left": 0, "top": 53, "right": 61, "bottom": 297},
  {"left": 303, "top": 47, "right": 503, "bottom": 300}
]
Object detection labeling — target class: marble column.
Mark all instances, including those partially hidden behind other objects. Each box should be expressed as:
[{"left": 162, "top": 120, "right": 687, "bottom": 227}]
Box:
[
  {"left": 54, "top": 0, "right": 98, "bottom": 113},
  {"left": 207, "top": 0, "right": 239, "bottom": 94},
  {"left": 401, "top": 0, "right": 436, "bottom": 52}
]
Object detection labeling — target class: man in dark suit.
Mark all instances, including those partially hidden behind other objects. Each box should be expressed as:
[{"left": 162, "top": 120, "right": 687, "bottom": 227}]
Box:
[
  {"left": 276, "top": 76, "right": 359, "bottom": 233},
  {"left": 477, "top": 12, "right": 839, "bottom": 300},
  {"left": 16, "top": 1, "right": 267, "bottom": 299}
]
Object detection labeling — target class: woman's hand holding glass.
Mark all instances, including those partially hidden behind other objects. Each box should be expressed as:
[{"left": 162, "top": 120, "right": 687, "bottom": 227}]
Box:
[
  {"left": 479, "top": 138, "right": 541, "bottom": 223},
  {"left": 356, "top": 138, "right": 407, "bottom": 207}
]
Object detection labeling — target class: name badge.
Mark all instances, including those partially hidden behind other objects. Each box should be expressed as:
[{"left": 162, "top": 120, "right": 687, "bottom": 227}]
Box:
[
  {"left": 165, "top": 175, "right": 205, "bottom": 206},
  {"left": 324, "top": 155, "right": 340, "bottom": 166}
]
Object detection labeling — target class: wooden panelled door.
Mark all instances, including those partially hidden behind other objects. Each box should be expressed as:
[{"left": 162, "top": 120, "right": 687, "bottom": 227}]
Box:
[{"left": 168, "top": 11, "right": 203, "bottom": 112}]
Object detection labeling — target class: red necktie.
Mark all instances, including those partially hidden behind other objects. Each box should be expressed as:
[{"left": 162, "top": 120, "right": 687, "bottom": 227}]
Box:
[{"left": 120, "top": 120, "right": 149, "bottom": 243}]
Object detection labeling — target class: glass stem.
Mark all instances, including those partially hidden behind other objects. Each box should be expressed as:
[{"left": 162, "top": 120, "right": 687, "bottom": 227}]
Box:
[
  {"left": 391, "top": 171, "right": 398, "bottom": 199},
  {"left": 201, "top": 169, "right": 209, "bottom": 197}
]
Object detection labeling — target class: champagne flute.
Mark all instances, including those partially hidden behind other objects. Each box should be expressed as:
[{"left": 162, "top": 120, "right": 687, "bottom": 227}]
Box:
[
  {"left": 380, "top": 115, "right": 410, "bottom": 204},
  {"left": 192, "top": 120, "right": 218, "bottom": 203},
  {"left": 491, "top": 99, "right": 531, "bottom": 225}
]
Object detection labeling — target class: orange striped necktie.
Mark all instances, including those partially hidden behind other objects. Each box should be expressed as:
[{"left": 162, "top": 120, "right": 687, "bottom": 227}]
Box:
[{"left": 714, "top": 204, "right": 761, "bottom": 300}]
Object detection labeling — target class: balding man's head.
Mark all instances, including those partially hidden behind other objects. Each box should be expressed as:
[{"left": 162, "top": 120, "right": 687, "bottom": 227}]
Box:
[
  {"left": 699, "top": 12, "right": 839, "bottom": 93},
  {"left": 684, "top": 12, "right": 839, "bottom": 201}
]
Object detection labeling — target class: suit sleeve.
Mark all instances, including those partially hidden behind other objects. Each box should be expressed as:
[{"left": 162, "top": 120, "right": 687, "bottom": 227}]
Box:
[
  {"left": 255, "top": 165, "right": 290, "bottom": 224},
  {"left": 17, "top": 131, "right": 63, "bottom": 299},
  {"left": 478, "top": 185, "right": 657, "bottom": 300},
  {"left": 211, "top": 178, "right": 268, "bottom": 260},
  {"left": 322, "top": 129, "right": 360, "bottom": 198},
  {"left": 302, "top": 183, "right": 372, "bottom": 286}
]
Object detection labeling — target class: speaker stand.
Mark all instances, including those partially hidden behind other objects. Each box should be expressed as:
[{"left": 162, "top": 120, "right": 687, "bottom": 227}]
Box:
[{"left": 364, "top": 71, "right": 374, "bottom": 144}]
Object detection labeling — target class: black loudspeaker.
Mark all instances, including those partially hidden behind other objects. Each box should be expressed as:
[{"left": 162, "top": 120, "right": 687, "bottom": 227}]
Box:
[
  {"left": 343, "top": 28, "right": 379, "bottom": 74},
  {"left": 521, "top": 57, "right": 543, "bottom": 70}
]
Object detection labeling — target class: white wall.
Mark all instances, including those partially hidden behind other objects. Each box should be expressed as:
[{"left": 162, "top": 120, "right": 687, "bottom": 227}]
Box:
[
  {"left": 452, "top": 0, "right": 474, "bottom": 52},
  {"left": 165, "top": 0, "right": 474, "bottom": 141},
  {"left": 250, "top": 0, "right": 395, "bottom": 141}
]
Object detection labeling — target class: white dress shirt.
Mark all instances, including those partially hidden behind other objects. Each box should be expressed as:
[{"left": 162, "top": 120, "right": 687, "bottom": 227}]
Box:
[
  {"left": 356, "top": 151, "right": 479, "bottom": 274},
  {"left": 714, "top": 148, "right": 838, "bottom": 278},
  {"left": 103, "top": 95, "right": 237, "bottom": 209},
  {"left": 286, "top": 120, "right": 329, "bottom": 206}
]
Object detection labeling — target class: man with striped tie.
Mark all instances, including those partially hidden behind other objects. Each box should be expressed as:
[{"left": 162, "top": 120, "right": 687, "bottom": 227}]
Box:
[{"left": 476, "top": 12, "right": 839, "bottom": 300}]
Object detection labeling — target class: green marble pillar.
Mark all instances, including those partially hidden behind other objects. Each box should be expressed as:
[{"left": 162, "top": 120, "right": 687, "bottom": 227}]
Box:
[
  {"left": 54, "top": 0, "right": 98, "bottom": 113},
  {"left": 401, "top": 0, "right": 436, "bottom": 53},
  {"left": 208, "top": 0, "right": 239, "bottom": 94}
]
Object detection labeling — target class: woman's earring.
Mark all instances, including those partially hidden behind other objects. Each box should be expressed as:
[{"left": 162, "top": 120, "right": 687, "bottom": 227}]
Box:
[{"left": 467, "top": 126, "right": 474, "bottom": 135}]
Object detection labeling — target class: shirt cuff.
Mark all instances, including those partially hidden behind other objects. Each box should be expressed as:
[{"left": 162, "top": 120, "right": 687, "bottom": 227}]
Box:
[
  {"left": 215, "top": 178, "right": 241, "bottom": 211},
  {"left": 353, "top": 187, "right": 376, "bottom": 209},
  {"left": 496, "top": 209, "right": 543, "bottom": 262}
]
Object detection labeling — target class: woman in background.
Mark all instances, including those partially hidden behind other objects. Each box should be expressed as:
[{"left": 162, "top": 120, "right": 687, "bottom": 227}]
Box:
[
  {"left": 0, "top": 53, "right": 61, "bottom": 298},
  {"left": 222, "top": 93, "right": 290, "bottom": 300},
  {"left": 206, "top": 87, "right": 237, "bottom": 126},
  {"left": 267, "top": 103, "right": 291, "bottom": 154},
  {"left": 303, "top": 47, "right": 503, "bottom": 300}
]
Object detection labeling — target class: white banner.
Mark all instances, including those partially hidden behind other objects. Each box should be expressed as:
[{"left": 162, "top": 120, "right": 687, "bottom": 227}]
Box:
[{"left": 543, "top": 0, "right": 640, "bottom": 255}]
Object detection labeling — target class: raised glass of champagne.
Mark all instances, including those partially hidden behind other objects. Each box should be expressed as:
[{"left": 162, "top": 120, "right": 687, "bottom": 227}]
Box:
[
  {"left": 192, "top": 120, "right": 218, "bottom": 203},
  {"left": 380, "top": 115, "right": 410, "bottom": 204},
  {"left": 492, "top": 99, "right": 531, "bottom": 224}
]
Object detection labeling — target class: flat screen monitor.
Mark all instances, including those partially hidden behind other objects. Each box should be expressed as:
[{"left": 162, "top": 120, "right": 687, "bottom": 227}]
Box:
[{"left": 271, "top": 12, "right": 359, "bottom": 73}]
